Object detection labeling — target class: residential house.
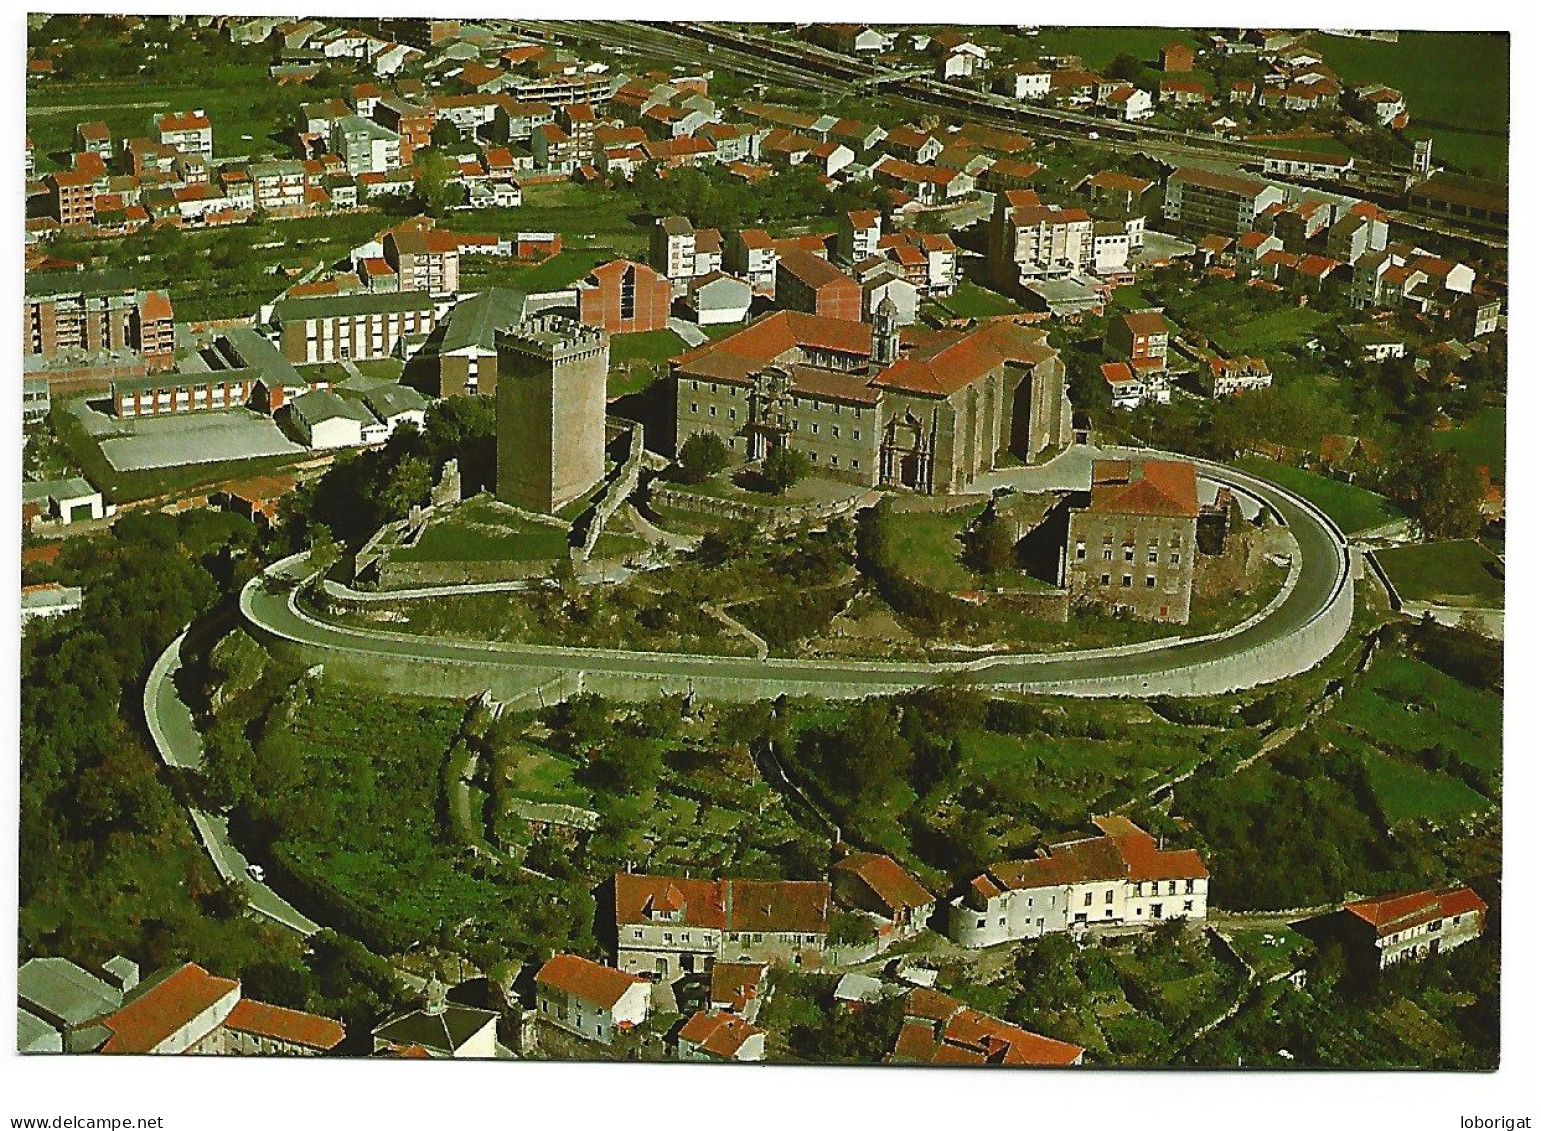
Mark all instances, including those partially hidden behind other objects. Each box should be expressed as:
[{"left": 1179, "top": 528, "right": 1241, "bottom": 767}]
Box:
[
  {"left": 675, "top": 1010, "right": 766, "bottom": 1062},
  {"left": 1340, "top": 886, "right": 1487, "bottom": 970},
  {"left": 1107, "top": 308, "right": 1169, "bottom": 371},
  {"left": 20, "top": 959, "right": 343, "bottom": 1056},
  {"left": 777, "top": 250, "right": 863, "bottom": 322},
  {"left": 832, "top": 852, "right": 936, "bottom": 942},
  {"left": 873, "top": 157, "right": 973, "bottom": 206},
  {"left": 1059, "top": 461, "right": 1201, "bottom": 624},
  {"left": 75, "top": 120, "right": 112, "bottom": 157},
  {"left": 839, "top": 209, "right": 883, "bottom": 264},
  {"left": 707, "top": 962, "right": 770, "bottom": 1022},
  {"left": 1260, "top": 150, "right": 1355, "bottom": 181},
  {"left": 950, "top": 816, "right": 1209, "bottom": 947},
  {"left": 535, "top": 955, "right": 650, "bottom": 1046},
  {"left": 156, "top": 109, "right": 213, "bottom": 158},
  {"left": 1161, "top": 42, "right": 1196, "bottom": 72},
  {"left": 998, "top": 65, "right": 1052, "bottom": 100},
  {"left": 891, "top": 989, "right": 1084, "bottom": 1066},
  {"left": 1158, "top": 79, "right": 1208, "bottom": 107},
  {"left": 612, "top": 872, "right": 833, "bottom": 980}
]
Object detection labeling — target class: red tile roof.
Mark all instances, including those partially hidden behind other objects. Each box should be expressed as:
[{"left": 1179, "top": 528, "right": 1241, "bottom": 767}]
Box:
[
  {"left": 708, "top": 962, "right": 767, "bottom": 1013},
  {"left": 612, "top": 872, "right": 832, "bottom": 934},
  {"left": 893, "top": 990, "right": 1083, "bottom": 1067},
  {"left": 1089, "top": 458, "right": 1199, "bottom": 518},
  {"left": 1343, "top": 886, "right": 1487, "bottom": 938},
  {"left": 139, "top": 290, "right": 174, "bottom": 322},
  {"left": 678, "top": 1009, "right": 764, "bottom": 1057},
  {"left": 833, "top": 852, "right": 935, "bottom": 913},
  {"left": 98, "top": 963, "right": 238, "bottom": 1054},
  {"left": 158, "top": 110, "right": 211, "bottom": 133},
  {"left": 224, "top": 998, "right": 344, "bottom": 1050},
  {"left": 873, "top": 321, "right": 1053, "bottom": 399},
  {"left": 535, "top": 954, "right": 646, "bottom": 1010},
  {"left": 779, "top": 248, "right": 855, "bottom": 289}
]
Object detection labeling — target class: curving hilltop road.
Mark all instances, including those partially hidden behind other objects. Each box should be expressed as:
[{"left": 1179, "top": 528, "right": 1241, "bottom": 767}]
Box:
[{"left": 238, "top": 450, "right": 1355, "bottom": 702}]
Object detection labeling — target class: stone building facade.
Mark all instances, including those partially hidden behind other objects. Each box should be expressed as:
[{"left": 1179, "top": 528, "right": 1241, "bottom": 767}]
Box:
[
  {"left": 611, "top": 873, "right": 832, "bottom": 982},
  {"left": 1341, "top": 886, "right": 1488, "bottom": 970},
  {"left": 1062, "top": 458, "right": 1200, "bottom": 623},
  {"left": 670, "top": 309, "right": 1072, "bottom": 493},
  {"left": 495, "top": 315, "right": 609, "bottom": 514}
]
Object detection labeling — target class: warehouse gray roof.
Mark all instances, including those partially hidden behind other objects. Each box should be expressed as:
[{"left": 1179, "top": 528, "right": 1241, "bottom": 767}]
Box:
[
  {"left": 17, "top": 958, "right": 122, "bottom": 1029},
  {"left": 439, "top": 288, "right": 527, "bottom": 355},
  {"left": 362, "top": 383, "right": 428, "bottom": 419},
  {"left": 271, "top": 290, "right": 436, "bottom": 322},
  {"left": 290, "top": 389, "right": 378, "bottom": 428}
]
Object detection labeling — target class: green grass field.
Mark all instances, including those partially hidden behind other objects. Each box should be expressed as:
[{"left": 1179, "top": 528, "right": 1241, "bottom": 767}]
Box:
[
  {"left": 1434, "top": 406, "right": 1505, "bottom": 482},
  {"left": 1375, "top": 540, "right": 1504, "bottom": 608},
  {"left": 1327, "top": 653, "right": 1501, "bottom": 775},
  {"left": 1030, "top": 26, "right": 1189, "bottom": 70},
  {"left": 1310, "top": 31, "right": 1509, "bottom": 178},
  {"left": 444, "top": 182, "right": 653, "bottom": 258},
  {"left": 611, "top": 328, "right": 688, "bottom": 364},
  {"left": 394, "top": 501, "right": 572, "bottom": 563},
  {"left": 1235, "top": 456, "right": 1400, "bottom": 535},
  {"left": 932, "top": 280, "right": 1021, "bottom": 319},
  {"left": 461, "top": 248, "right": 614, "bottom": 295},
  {"left": 1362, "top": 750, "right": 1489, "bottom": 824},
  {"left": 1210, "top": 306, "right": 1329, "bottom": 355}
]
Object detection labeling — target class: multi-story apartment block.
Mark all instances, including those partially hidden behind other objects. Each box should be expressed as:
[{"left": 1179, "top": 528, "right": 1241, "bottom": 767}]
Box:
[
  {"left": 373, "top": 95, "right": 436, "bottom": 164},
  {"left": 156, "top": 109, "right": 213, "bottom": 158},
  {"left": 384, "top": 222, "right": 461, "bottom": 297},
  {"left": 878, "top": 230, "right": 959, "bottom": 295},
  {"left": 726, "top": 229, "right": 779, "bottom": 295},
  {"left": 612, "top": 873, "right": 832, "bottom": 981},
  {"left": 1108, "top": 309, "right": 1170, "bottom": 370},
  {"left": 651, "top": 215, "right": 698, "bottom": 292},
  {"left": 838, "top": 209, "right": 883, "bottom": 265},
  {"left": 250, "top": 160, "right": 308, "bottom": 212},
  {"left": 46, "top": 170, "right": 96, "bottom": 226},
  {"left": 1162, "top": 166, "right": 1286, "bottom": 236},
  {"left": 330, "top": 114, "right": 401, "bottom": 176},
  {"left": 270, "top": 290, "right": 438, "bottom": 364},
  {"left": 1325, "top": 203, "right": 1390, "bottom": 265},
  {"left": 25, "top": 271, "right": 174, "bottom": 370},
  {"left": 948, "top": 816, "right": 1209, "bottom": 948},
  {"left": 1341, "top": 886, "right": 1487, "bottom": 969},
  {"left": 531, "top": 122, "right": 578, "bottom": 174},
  {"left": 1061, "top": 459, "right": 1200, "bottom": 623},
  {"left": 987, "top": 190, "right": 1094, "bottom": 287}
]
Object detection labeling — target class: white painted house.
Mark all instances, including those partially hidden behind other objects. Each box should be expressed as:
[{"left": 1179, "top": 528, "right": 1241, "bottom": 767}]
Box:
[
  {"left": 948, "top": 816, "right": 1209, "bottom": 948},
  {"left": 535, "top": 955, "right": 650, "bottom": 1045}
]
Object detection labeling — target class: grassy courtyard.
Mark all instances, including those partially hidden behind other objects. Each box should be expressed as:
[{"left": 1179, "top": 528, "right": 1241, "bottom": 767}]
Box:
[
  {"left": 391, "top": 498, "right": 572, "bottom": 563},
  {"left": 1374, "top": 540, "right": 1504, "bottom": 608}
]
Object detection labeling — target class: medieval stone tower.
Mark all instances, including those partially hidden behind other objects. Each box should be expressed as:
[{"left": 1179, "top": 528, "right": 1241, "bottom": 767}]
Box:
[{"left": 495, "top": 315, "right": 609, "bottom": 515}]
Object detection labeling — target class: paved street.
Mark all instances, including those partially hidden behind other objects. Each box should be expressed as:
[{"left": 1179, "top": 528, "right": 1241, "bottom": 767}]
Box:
[
  {"left": 239, "top": 447, "right": 1351, "bottom": 700},
  {"left": 144, "top": 628, "right": 321, "bottom": 935}
]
